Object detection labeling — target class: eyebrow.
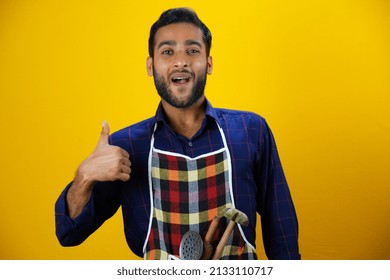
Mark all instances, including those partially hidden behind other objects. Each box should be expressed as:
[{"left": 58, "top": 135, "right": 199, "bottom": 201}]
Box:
[{"left": 157, "top": 39, "right": 203, "bottom": 50}]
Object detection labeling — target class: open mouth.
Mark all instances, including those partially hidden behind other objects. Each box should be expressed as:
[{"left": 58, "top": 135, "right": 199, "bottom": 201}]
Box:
[{"left": 170, "top": 73, "right": 192, "bottom": 85}]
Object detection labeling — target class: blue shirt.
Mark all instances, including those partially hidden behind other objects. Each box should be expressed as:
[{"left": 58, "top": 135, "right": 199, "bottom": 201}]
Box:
[{"left": 55, "top": 99, "right": 300, "bottom": 259}]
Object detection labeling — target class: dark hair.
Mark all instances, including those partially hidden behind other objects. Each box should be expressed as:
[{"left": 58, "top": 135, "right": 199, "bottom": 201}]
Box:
[{"left": 148, "top": 8, "right": 212, "bottom": 58}]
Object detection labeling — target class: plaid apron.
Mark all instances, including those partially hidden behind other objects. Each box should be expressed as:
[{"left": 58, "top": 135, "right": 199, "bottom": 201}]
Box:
[{"left": 143, "top": 123, "right": 256, "bottom": 260}]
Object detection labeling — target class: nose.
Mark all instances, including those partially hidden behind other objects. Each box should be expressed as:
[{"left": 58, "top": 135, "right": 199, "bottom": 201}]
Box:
[{"left": 173, "top": 51, "right": 189, "bottom": 69}]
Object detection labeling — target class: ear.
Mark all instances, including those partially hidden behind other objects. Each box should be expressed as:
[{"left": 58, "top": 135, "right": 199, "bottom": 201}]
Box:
[
  {"left": 207, "top": 56, "right": 213, "bottom": 75},
  {"left": 146, "top": 57, "right": 153, "bottom": 76}
]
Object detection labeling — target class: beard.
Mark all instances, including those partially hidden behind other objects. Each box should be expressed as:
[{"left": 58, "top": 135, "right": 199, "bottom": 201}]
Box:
[{"left": 153, "top": 67, "right": 208, "bottom": 109}]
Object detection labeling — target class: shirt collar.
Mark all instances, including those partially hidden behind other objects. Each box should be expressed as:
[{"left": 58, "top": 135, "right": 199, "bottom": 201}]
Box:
[{"left": 153, "top": 97, "right": 219, "bottom": 127}]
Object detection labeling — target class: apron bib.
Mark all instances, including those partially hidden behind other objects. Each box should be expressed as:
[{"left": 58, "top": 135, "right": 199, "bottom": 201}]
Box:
[{"left": 143, "top": 122, "right": 256, "bottom": 260}]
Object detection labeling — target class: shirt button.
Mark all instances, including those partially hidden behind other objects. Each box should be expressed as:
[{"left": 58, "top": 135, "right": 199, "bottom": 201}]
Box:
[{"left": 188, "top": 141, "right": 193, "bottom": 147}]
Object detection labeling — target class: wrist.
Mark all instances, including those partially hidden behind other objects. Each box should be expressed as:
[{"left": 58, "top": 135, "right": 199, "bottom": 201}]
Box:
[{"left": 73, "top": 167, "right": 96, "bottom": 193}]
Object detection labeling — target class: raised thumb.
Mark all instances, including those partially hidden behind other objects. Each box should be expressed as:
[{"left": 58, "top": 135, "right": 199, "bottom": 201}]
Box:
[{"left": 98, "top": 120, "right": 110, "bottom": 146}]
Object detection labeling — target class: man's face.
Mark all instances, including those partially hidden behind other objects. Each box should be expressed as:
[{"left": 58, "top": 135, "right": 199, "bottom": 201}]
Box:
[{"left": 147, "top": 22, "right": 213, "bottom": 109}]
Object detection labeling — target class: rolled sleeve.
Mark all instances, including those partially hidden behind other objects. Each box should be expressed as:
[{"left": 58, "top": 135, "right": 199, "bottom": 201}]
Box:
[{"left": 55, "top": 181, "right": 121, "bottom": 247}]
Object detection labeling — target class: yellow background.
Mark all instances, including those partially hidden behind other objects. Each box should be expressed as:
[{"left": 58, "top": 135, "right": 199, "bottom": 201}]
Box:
[{"left": 0, "top": 0, "right": 389, "bottom": 260}]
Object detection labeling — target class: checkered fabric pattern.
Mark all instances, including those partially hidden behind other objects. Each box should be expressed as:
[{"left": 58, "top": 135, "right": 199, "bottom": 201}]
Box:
[
  {"left": 219, "top": 227, "right": 257, "bottom": 260},
  {"left": 145, "top": 148, "right": 233, "bottom": 259}
]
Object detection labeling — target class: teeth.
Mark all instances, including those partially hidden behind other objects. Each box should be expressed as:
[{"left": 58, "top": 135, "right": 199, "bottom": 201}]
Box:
[
  {"left": 172, "top": 76, "right": 190, "bottom": 82},
  {"left": 170, "top": 72, "right": 192, "bottom": 84},
  {"left": 173, "top": 76, "right": 189, "bottom": 79}
]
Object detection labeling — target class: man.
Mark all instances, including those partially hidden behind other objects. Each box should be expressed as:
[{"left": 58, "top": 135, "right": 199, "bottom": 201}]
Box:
[{"left": 55, "top": 7, "right": 300, "bottom": 260}]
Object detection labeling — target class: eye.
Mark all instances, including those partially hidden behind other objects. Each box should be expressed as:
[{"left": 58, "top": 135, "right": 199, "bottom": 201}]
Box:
[
  {"left": 162, "top": 49, "right": 173, "bottom": 55},
  {"left": 187, "top": 49, "right": 200, "bottom": 55}
]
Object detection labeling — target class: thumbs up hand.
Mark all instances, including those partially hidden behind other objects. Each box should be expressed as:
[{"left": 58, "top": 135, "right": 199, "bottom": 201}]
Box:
[{"left": 77, "top": 121, "right": 131, "bottom": 183}]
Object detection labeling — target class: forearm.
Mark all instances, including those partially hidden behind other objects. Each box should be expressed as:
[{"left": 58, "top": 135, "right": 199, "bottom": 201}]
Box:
[
  {"left": 66, "top": 171, "right": 95, "bottom": 219},
  {"left": 55, "top": 181, "right": 98, "bottom": 247},
  {"left": 56, "top": 121, "right": 130, "bottom": 245},
  {"left": 56, "top": 179, "right": 122, "bottom": 247}
]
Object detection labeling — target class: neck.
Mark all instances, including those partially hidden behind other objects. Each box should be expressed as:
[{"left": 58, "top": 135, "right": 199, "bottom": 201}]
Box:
[{"left": 161, "top": 96, "right": 206, "bottom": 139}]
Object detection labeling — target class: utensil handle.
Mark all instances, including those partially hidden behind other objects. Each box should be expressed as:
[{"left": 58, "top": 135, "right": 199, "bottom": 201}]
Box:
[{"left": 212, "top": 220, "right": 236, "bottom": 260}]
